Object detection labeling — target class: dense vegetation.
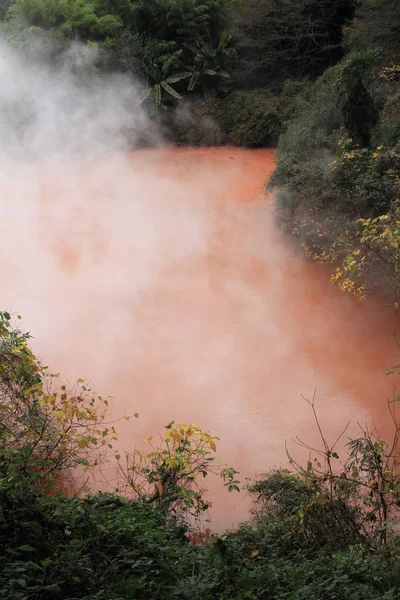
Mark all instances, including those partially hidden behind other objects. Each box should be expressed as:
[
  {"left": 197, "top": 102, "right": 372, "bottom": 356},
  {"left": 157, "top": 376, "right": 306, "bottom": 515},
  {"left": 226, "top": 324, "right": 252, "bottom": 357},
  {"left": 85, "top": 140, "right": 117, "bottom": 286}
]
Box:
[
  {"left": 0, "top": 0, "right": 359, "bottom": 143},
  {"left": 268, "top": 1, "right": 400, "bottom": 305}
]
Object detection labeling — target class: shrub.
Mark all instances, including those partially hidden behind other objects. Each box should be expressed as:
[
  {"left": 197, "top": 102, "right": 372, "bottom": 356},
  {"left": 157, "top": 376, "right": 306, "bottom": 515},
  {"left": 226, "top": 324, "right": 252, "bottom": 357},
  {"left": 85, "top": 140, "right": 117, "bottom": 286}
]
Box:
[
  {"left": 118, "top": 421, "right": 240, "bottom": 523},
  {"left": 165, "top": 97, "right": 225, "bottom": 146},
  {"left": 215, "top": 89, "right": 282, "bottom": 147},
  {"left": 0, "top": 312, "right": 118, "bottom": 496},
  {"left": 0, "top": 492, "right": 193, "bottom": 599}
]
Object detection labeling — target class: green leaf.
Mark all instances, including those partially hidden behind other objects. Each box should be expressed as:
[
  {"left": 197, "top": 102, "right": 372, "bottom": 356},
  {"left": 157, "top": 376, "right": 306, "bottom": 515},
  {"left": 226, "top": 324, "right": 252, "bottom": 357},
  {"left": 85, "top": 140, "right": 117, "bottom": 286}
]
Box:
[
  {"left": 165, "top": 72, "right": 192, "bottom": 84},
  {"left": 160, "top": 81, "right": 182, "bottom": 100},
  {"left": 43, "top": 584, "right": 61, "bottom": 592},
  {"left": 154, "top": 84, "right": 161, "bottom": 106},
  {"left": 218, "top": 31, "right": 228, "bottom": 49},
  {"left": 18, "top": 545, "right": 35, "bottom": 552},
  {"left": 183, "top": 42, "right": 197, "bottom": 54},
  {"left": 188, "top": 72, "right": 199, "bottom": 91},
  {"left": 203, "top": 69, "right": 217, "bottom": 76}
]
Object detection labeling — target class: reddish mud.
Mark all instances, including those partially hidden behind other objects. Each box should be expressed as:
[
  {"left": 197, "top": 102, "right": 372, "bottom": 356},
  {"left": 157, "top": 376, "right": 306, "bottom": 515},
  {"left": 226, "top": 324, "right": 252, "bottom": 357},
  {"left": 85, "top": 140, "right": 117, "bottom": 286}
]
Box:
[{"left": 0, "top": 147, "right": 399, "bottom": 529}]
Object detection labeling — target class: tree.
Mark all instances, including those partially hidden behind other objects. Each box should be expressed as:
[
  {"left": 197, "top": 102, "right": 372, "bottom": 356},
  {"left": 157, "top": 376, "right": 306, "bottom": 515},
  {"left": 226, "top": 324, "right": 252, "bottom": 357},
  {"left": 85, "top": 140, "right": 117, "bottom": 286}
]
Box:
[
  {"left": 234, "top": 0, "right": 356, "bottom": 89},
  {"left": 183, "top": 32, "right": 233, "bottom": 98},
  {"left": 347, "top": 0, "right": 400, "bottom": 64}
]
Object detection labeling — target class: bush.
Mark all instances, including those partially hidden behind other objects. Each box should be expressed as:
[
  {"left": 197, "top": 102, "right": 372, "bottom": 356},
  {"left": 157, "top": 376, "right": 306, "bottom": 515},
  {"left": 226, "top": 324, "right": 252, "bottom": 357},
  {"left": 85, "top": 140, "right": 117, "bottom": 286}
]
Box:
[
  {"left": 214, "top": 89, "right": 281, "bottom": 147},
  {"left": 0, "top": 312, "right": 118, "bottom": 496},
  {"left": 165, "top": 98, "right": 225, "bottom": 146},
  {"left": 374, "top": 81, "right": 400, "bottom": 148},
  {"left": 214, "top": 82, "right": 312, "bottom": 147},
  {"left": 0, "top": 492, "right": 193, "bottom": 599}
]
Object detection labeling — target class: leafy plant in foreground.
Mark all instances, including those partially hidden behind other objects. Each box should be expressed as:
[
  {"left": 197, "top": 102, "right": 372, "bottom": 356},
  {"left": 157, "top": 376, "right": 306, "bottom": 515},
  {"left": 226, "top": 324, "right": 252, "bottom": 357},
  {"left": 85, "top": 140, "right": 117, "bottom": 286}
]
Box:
[
  {"left": 118, "top": 421, "right": 240, "bottom": 523},
  {"left": 0, "top": 311, "right": 120, "bottom": 494}
]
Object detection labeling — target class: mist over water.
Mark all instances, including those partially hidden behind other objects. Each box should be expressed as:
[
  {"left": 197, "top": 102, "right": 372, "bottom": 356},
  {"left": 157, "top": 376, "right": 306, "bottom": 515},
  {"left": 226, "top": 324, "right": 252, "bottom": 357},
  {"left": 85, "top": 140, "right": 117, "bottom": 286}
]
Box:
[{"left": 0, "top": 41, "right": 399, "bottom": 528}]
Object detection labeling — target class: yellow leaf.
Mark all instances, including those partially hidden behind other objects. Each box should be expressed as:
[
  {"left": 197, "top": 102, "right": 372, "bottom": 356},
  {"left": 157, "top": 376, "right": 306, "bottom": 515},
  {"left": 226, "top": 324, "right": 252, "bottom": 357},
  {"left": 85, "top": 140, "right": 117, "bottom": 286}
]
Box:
[
  {"left": 156, "top": 481, "right": 163, "bottom": 496},
  {"left": 250, "top": 549, "right": 260, "bottom": 558},
  {"left": 209, "top": 440, "right": 217, "bottom": 452}
]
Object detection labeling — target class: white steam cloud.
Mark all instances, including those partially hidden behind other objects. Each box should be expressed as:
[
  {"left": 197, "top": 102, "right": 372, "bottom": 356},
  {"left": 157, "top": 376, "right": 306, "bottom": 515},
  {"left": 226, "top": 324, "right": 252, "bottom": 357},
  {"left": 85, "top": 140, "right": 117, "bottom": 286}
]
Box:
[{"left": 0, "top": 39, "right": 158, "bottom": 159}]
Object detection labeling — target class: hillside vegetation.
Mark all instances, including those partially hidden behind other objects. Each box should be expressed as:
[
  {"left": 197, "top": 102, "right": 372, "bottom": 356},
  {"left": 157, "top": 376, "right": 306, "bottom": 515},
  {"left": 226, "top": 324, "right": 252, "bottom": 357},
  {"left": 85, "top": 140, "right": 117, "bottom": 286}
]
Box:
[
  {"left": 268, "top": 1, "right": 400, "bottom": 305},
  {"left": 0, "top": 0, "right": 359, "bottom": 144}
]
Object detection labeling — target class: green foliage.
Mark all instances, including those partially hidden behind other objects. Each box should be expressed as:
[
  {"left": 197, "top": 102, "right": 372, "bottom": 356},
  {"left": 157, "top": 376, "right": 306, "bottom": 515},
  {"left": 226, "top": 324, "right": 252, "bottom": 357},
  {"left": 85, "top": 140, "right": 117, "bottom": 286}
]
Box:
[
  {"left": 1, "top": 0, "right": 235, "bottom": 112},
  {"left": 119, "top": 421, "right": 240, "bottom": 522},
  {"left": 336, "top": 50, "right": 379, "bottom": 146},
  {"left": 0, "top": 493, "right": 193, "bottom": 599},
  {"left": 346, "top": 0, "right": 400, "bottom": 63},
  {"left": 374, "top": 78, "right": 400, "bottom": 148},
  {"left": 0, "top": 312, "right": 119, "bottom": 495},
  {"left": 215, "top": 80, "right": 312, "bottom": 147},
  {"left": 270, "top": 2, "right": 400, "bottom": 304},
  {"left": 234, "top": 0, "right": 356, "bottom": 89},
  {"left": 215, "top": 89, "right": 281, "bottom": 146},
  {"left": 167, "top": 97, "right": 225, "bottom": 146}
]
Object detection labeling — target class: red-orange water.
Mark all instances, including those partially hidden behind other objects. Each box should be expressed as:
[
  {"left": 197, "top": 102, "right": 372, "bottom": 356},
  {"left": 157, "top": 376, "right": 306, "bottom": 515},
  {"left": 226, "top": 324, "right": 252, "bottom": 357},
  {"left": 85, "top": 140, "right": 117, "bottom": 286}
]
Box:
[{"left": 0, "top": 147, "right": 399, "bottom": 529}]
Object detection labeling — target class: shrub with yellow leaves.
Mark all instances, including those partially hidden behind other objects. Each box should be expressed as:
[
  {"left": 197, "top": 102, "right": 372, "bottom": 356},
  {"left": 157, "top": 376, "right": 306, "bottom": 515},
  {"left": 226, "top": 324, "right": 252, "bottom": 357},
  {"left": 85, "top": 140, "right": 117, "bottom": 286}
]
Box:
[
  {"left": 288, "top": 204, "right": 400, "bottom": 305},
  {"left": 118, "top": 421, "right": 240, "bottom": 522},
  {"left": 0, "top": 311, "right": 120, "bottom": 494}
]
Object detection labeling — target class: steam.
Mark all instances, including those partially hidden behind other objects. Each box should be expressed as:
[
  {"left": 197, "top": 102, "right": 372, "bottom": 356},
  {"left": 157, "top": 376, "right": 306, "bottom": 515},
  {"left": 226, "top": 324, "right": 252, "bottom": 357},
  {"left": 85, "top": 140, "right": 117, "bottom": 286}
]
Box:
[
  {"left": 0, "top": 40, "right": 398, "bottom": 528},
  {"left": 0, "top": 39, "right": 158, "bottom": 159}
]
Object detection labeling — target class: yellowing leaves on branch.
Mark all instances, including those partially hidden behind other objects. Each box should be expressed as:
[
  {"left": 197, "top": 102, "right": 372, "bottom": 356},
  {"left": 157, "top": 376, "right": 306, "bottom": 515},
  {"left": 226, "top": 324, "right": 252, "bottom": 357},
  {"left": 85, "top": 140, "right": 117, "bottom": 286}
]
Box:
[
  {"left": 119, "top": 421, "right": 240, "bottom": 523},
  {"left": 282, "top": 199, "right": 400, "bottom": 308},
  {"left": 0, "top": 312, "right": 121, "bottom": 493},
  {"left": 0, "top": 313, "right": 238, "bottom": 522}
]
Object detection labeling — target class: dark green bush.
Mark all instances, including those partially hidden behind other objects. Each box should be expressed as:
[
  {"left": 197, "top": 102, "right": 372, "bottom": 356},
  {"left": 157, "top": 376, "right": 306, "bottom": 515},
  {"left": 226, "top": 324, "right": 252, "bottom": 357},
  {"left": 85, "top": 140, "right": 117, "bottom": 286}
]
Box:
[
  {"left": 214, "top": 89, "right": 281, "bottom": 147},
  {"left": 166, "top": 98, "right": 225, "bottom": 146},
  {"left": 214, "top": 82, "right": 312, "bottom": 148},
  {"left": 374, "top": 84, "right": 400, "bottom": 148},
  {"left": 0, "top": 492, "right": 191, "bottom": 599}
]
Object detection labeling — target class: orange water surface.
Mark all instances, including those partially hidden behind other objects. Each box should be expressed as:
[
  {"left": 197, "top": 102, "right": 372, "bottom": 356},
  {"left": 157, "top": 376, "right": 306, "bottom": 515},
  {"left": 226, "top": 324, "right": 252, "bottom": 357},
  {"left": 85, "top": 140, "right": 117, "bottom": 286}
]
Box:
[{"left": 0, "top": 147, "right": 399, "bottom": 529}]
